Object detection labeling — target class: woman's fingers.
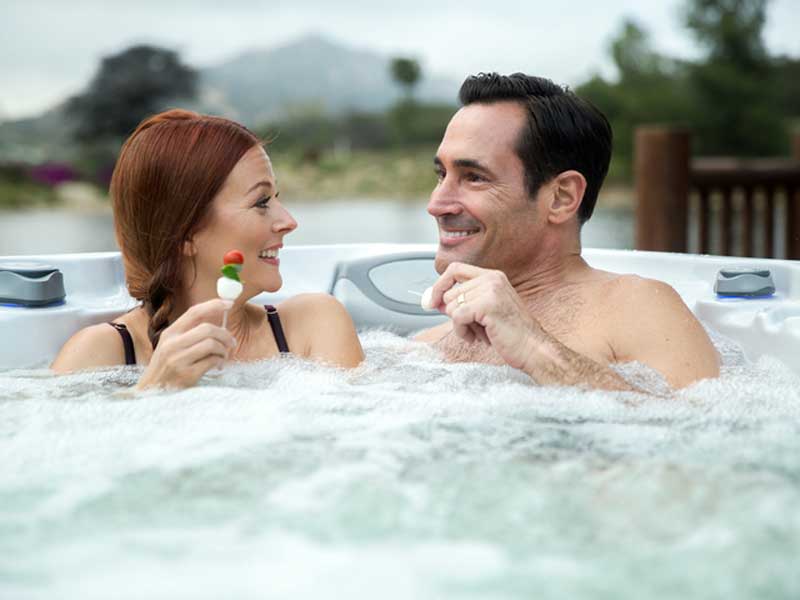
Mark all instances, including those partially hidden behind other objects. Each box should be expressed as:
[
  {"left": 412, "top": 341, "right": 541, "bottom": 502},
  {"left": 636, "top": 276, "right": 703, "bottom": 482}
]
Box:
[
  {"left": 166, "top": 299, "right": 233, "bottom": 336},
  {"left": 168, "top": 322, "right": 237, "bottom": 354},
  {"left": 187, "top": 354, "right": 226, "bottom": 383},
  {"left": 174, "top": 336, "right": 230, "bottom": 368},
  {"left": 137, "top": 302, "right": 237, "bottom": 390}
]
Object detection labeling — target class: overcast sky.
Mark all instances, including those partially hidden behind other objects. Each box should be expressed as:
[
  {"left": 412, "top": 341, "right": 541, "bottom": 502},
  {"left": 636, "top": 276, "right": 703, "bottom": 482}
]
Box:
[{"left": 1, "top": 0, "right": 797, "bottom": 121}]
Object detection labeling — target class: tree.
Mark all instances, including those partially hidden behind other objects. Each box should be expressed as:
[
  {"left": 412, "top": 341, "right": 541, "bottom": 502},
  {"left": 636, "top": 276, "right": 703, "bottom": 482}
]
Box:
[
  {"left": 390, "top": 58, "right": 422, "bottom": 101},
  {"left": 772, "top": 55, "right": 800, "bottom": 124},
  {"left": 67, "top": 45, "right": 197, "bottom": 142},
  {"left": 683, "top": 0, "right": 783, "bottom": 155},
  {"left": 577, "top": 20, "right": 692, "bottom": 166},
  {"left": 685, "top": 0, "right": 768, "bottom": 67}
]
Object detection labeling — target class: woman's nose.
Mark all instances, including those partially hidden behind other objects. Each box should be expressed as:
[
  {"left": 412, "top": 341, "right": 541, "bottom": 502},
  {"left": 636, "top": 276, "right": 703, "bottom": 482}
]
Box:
[{"left": 272, "top": 202, "right": 298, "bottom": 234}]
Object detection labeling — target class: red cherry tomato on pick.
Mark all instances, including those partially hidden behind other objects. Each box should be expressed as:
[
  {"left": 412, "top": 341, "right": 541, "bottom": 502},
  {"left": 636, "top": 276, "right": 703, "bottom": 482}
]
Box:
[{"left": 223, "top": 250, "right": 244, "bottom": 265}]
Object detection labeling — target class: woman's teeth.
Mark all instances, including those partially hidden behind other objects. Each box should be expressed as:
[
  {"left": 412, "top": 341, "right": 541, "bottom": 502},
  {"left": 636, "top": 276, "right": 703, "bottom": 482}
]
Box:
[{"left": 259, "top": 249, "right": 279, "bottom": 259}]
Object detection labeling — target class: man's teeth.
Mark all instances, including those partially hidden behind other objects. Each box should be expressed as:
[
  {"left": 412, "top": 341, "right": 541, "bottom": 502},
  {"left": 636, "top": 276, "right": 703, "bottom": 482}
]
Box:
[
  {"left": 259, "top": 249, "right": 279, "bottom": 258},
  {"left": 442, "top": 229, "right": 478, "bottom": 238}
]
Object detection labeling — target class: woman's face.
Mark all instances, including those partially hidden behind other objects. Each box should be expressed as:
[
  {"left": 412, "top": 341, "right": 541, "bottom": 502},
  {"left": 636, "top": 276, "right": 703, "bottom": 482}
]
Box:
[{"left": 190, "top": 145, "right": 297, "bottom": 299}]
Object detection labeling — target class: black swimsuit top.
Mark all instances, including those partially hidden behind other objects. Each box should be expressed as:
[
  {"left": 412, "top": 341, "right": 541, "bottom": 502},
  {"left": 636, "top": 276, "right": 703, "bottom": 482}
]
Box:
[{"left": 109, "top": 305, "right": 289, "bottom": 366}]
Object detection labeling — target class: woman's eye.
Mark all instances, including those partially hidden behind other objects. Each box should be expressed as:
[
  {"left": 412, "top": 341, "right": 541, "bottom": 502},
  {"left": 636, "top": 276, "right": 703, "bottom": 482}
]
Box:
[{"left": 255, "top": 195, "right": 271, "bottom": 209}]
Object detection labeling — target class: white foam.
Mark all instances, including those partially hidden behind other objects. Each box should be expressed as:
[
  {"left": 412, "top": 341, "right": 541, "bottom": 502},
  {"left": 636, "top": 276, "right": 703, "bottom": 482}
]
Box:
[{"left": 1, "top": 329, "right": 799, "bottom": 599}]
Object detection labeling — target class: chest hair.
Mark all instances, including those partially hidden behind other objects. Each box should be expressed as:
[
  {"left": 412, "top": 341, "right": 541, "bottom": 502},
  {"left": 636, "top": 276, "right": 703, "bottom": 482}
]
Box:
[{"left": 434, "top": 288, "right": 590, "bottom": 364}]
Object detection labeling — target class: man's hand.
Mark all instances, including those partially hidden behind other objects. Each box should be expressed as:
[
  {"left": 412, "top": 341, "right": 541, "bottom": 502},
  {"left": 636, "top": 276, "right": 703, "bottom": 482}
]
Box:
[
  {"left": 427, "top": 262, "right": 638, "bottom": 391},
  {"left": 427, "top": 262, "right": 542, "bottom": 371}
]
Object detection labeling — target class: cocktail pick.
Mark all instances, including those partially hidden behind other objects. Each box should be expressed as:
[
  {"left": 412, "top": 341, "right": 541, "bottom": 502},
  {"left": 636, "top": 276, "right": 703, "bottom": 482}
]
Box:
[{"left": 217, "top": 250, "right": 244, "bottom": 329}]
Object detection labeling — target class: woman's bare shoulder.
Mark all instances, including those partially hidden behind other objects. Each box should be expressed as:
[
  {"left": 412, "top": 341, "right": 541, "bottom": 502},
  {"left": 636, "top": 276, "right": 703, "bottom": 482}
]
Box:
[
  {"left": 50, "top": 322, "right": 127, "bottom": 373},
  {"left": 275, "top": 293, "right": 363, "bottom": 366},
  {"left": 275, "top": 293, "right": 352, "bottom": 338},
  {"left": 277, "top": 293, "right": 347, "bottom": 319}
]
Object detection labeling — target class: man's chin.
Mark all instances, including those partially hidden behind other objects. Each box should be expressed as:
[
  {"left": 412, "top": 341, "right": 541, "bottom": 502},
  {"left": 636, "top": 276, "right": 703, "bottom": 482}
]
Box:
[{"left": 434, "top": 245, "right": 481, "bottom": 274}]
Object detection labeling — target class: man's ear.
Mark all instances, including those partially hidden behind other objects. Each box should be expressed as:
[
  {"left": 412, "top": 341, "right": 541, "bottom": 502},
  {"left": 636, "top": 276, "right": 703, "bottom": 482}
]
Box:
[
  {"left": 182, "top": 239, "right": 197, "bottom": 257},
  {"left": 546, "top": 170, "right": 587, "bottom": 225}
]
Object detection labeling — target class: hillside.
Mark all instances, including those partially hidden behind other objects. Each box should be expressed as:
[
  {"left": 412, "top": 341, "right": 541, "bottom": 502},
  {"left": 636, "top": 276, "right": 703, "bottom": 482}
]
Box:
[{"left": 0, "top": 35, "right": 459, "bottom": 161}]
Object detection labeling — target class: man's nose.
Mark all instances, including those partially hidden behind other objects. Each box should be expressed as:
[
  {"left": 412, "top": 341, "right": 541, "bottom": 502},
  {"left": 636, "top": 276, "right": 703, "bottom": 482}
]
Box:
[{"left": 427, "top": 178, "right": 462, "bottom": 218}]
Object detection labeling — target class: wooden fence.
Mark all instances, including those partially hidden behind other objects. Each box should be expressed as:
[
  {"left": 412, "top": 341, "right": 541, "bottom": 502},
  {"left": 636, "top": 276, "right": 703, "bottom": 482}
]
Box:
[{"left": 634, "top": 127, "right": 800, "bottom": 259}]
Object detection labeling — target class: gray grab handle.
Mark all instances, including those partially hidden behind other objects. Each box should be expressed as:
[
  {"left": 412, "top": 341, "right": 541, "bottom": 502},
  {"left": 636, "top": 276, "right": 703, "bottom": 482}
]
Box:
[{"left": 0, "top": 262, "right": 66, "bottom": 307}]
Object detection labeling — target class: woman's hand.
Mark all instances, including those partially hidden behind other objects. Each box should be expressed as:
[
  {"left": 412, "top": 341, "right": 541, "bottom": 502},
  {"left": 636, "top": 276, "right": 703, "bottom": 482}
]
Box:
[{"left": 137, "top": 299, "right": 237, "bottom": 390}]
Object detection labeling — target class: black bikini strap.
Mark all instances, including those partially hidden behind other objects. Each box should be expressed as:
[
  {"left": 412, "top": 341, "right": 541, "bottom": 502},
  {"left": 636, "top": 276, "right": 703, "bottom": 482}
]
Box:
[
  {"left": 264, "top": 305, "right": 290, "bottom": 353},
  {"left": 108, "top": 322, "right": 137, "bottom": 366}
]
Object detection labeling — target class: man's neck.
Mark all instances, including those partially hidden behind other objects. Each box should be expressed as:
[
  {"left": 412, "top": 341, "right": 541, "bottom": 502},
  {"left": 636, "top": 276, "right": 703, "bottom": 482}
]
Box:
[{"left": 506, "top": 235, "right": 590, "bottom": 301}]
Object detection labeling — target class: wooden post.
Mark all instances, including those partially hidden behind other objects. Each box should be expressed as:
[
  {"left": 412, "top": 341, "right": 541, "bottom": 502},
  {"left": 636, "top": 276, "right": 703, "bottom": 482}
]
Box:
[
  {"left": 791, "top": 131, "right": 800, "bottom": 259},
  {"left": 634, "top": 127, "right": 690, "bottom": 253}
]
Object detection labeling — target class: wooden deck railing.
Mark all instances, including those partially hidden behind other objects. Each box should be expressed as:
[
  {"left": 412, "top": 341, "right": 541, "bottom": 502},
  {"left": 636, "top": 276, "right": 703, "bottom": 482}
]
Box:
[{"left": 634, "top": 127, "right": 800, "bottom": 259}]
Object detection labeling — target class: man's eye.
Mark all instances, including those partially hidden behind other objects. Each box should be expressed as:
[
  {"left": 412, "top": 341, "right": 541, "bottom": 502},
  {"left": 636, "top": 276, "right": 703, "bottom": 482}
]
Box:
[
  {"left": 434, "top": 169, "right": 445, "bottom": 181},
  {"left": 465, "top": 172, "right": 485, "bottom": 183}
]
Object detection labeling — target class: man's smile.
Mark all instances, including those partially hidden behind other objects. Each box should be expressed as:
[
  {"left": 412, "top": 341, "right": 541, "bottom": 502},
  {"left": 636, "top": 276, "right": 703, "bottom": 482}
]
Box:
[{"left": 439, "top": 227, "right": 480, "bottom": 246}]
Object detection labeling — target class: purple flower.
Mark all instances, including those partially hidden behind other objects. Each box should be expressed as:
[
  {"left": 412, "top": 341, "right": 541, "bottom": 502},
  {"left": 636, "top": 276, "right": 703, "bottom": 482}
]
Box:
[{"left": 28, "top": 163, "right": 77, "bottom": 187}]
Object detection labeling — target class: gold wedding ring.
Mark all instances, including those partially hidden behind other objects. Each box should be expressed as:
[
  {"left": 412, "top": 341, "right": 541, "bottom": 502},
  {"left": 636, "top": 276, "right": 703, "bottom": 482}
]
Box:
[{"left": 457, "top": 292, "right": 466, "bottom": 305}]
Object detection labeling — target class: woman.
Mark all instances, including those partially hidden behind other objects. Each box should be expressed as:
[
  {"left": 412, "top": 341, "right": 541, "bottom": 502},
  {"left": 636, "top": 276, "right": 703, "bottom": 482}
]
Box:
[{"left": 52, "top": 109, "right": 364, "bottom": 388}]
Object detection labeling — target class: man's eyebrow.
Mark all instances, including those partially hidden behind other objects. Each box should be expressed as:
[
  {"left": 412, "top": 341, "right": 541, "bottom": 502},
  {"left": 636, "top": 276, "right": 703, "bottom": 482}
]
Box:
[
  {"left": 433, "top": 156, "right": 493, "bottom": 175},
  {"left": 246, "top": 180, "right": 274, "bottom": 194},
  {"left": 453, "top": 158, "right": 493, "bottom": 174}
]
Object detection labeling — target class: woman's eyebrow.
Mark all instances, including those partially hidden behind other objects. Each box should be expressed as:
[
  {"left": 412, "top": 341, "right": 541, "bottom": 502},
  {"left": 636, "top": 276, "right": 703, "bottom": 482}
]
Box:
[{"left": 246, "top": 180, "right": 274, "bottom": 194}]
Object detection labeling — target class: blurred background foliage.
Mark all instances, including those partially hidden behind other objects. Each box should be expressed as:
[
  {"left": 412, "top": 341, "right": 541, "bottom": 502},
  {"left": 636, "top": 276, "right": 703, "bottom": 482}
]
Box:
[
  {"left": 577, "top": 0, "right": 797, "bottom": 176},
  {"left": 0, "top": 0, "right": 797, "bottom": 208}
]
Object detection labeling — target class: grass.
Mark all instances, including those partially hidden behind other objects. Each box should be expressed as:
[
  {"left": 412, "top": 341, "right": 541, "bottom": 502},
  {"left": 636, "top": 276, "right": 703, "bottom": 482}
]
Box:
[
  {"left": 0, "top": 180, "right": 57, "bottom": 209},
  {"left": 0, "top": 146, "right": 636, "bottom": 209},
  {"left": 274, "top": 145, "right": 440, "bottom": 200}
]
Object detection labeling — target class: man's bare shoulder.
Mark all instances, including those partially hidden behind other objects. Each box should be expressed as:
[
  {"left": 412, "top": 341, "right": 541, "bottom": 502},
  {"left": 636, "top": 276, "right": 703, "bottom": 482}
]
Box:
[
  {"left": 596, "top": 274, "right": 699, "bottom": 321},
  {"left": 598, "top": 272, "right": 679, "bottom": 301},
  {"left": 413, "top": 320, "right": 452, "bottom": 344},
  {"left": 597, "top": 273, "right": 719, "bottom": 386}
]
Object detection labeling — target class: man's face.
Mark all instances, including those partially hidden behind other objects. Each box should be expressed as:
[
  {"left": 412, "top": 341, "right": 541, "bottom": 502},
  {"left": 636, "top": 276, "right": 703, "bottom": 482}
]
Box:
[{"left": 428, "top": 101, "right": 546, "bottom": 275}]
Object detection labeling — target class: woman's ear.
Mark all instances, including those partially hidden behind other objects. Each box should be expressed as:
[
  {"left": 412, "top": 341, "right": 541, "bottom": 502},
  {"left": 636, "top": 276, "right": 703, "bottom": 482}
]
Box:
[
  {"left": 182, "top": 239, "right": 197, "bottom": 257},
  {"left": 547, "top": 170, "right": 587, "bottom": 225}
]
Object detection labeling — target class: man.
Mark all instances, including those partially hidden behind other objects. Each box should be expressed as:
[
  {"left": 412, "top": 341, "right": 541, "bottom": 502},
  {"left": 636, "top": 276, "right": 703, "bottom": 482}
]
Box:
[{"left": 415, "top": 73, "right": 719, "bottom": 390}]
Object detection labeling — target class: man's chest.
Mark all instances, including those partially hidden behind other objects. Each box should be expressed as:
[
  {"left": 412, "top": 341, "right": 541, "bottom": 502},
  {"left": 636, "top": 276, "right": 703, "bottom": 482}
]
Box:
[{"left": 434, "top": 294, "right": 615, "bottom": 366}]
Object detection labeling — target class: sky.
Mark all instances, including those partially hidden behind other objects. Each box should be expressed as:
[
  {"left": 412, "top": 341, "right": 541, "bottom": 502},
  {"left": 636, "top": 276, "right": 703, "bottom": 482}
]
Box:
[{"left": 1, "top": 0, "right": 798, "bottom": 121}]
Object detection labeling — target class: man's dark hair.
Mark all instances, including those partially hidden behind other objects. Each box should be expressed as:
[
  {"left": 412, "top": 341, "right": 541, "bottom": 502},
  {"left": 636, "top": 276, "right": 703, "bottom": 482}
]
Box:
[{"left": 459, "top": 73, "right": 612, "bottom": 224}]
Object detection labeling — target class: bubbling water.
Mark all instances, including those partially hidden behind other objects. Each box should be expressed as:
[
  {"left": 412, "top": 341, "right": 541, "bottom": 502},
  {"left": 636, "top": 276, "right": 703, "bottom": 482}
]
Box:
[{"left": 1, "top": 329, "right": 798, "bottom": 599}]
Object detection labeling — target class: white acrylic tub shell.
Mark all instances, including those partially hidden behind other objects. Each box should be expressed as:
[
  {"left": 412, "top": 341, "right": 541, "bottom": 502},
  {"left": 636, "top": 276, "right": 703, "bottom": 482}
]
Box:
[{"left": 0, "top": 244, "right": 798, "bottom": 373}]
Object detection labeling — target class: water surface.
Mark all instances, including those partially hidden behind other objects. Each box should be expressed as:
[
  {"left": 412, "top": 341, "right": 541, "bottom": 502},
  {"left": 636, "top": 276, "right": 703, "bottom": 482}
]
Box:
[
  {"left": 1, "top": 330, "right": 798, "bottom": 599},
  {"left": 0, "top": 201, "right": 633, "bottom": 255}
]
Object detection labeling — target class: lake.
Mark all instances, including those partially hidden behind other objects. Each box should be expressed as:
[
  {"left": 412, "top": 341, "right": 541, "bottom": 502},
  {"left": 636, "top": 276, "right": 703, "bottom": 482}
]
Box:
[{"left": 0, "top": 200, "right": 633, "bottom": 256}]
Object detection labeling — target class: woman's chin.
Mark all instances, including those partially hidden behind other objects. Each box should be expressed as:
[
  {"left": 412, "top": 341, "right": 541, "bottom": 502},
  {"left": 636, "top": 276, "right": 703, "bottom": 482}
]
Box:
[
  {"left": 234, "top": 277, "right": 281, "bottom": 301},
  {"left": 261, "top": 275, "right": 283, "bottom": 294}
]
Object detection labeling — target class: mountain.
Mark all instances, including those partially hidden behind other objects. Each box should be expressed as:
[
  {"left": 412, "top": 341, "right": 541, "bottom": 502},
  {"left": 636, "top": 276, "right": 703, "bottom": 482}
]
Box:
[
  {"left": 0, "top": 103, "right": 76, "bottom": 163},
  {"left": 196, "top": 34, "right": 458, "bottom": 125},
  {"left": 0, "top": 35, "right": 459, "bottom": 161}
]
